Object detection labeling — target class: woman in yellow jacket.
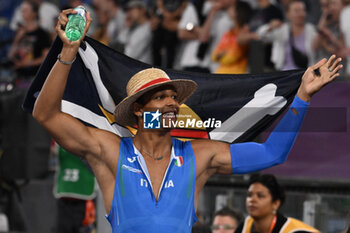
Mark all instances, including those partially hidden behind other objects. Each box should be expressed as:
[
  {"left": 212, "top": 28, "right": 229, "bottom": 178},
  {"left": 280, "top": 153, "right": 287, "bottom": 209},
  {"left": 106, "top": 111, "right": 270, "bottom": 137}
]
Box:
[
  {"left": 211, "top": 1, "right": 253, "bottom": 74},
  {"left": 235, "top": 174, "right": 320, "bottom": 233}
]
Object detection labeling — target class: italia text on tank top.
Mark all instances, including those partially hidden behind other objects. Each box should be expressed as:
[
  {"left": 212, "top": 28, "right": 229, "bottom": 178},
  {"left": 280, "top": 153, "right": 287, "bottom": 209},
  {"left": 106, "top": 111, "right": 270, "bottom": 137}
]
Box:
[{"left": 106, "top": 137, "right": 198, "bottom": 233}]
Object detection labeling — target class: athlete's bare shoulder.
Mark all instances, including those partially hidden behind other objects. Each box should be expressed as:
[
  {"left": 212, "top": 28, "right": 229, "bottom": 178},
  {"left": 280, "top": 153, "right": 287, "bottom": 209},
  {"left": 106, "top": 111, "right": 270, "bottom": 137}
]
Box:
[
  {"left": 191, "top": 139, "right": 231, "bottom": 176},
  {"left": 190, "top": 139, "right": 228, "bottom": 158},
  {"left": 88, "top": 127, "right": 122, "bottom": 143},
  {"left": 86, "top": 127, "right": 122, "bottom": 169}
]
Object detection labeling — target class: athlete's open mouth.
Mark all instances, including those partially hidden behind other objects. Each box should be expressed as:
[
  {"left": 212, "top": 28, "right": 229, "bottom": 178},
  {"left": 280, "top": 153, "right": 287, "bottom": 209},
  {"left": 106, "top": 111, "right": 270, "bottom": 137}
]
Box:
[{"left": 162, "top": 112, "right": 176, "bottom": 119}]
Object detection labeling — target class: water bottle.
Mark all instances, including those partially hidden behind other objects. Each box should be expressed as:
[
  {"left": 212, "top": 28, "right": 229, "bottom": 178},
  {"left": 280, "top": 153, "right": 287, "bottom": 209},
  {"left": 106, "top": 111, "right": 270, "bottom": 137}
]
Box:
[{"left": 65, "top": 5, "right": 87, "bottom": 41}]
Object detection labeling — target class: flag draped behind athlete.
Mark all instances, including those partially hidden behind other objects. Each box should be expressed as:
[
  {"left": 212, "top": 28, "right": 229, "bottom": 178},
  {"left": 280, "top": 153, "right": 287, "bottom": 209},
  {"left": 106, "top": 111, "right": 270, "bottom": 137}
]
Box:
[{"left": 23, "top": 36, "right": 304, "bottom": 143}]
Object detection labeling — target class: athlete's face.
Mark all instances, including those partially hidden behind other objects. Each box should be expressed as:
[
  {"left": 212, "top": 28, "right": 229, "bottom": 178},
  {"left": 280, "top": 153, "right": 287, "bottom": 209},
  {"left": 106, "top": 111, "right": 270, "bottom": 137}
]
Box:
[
  {"left": 134, "top": 86, "right": 180, "bottom": 127},
  {"left": 246, "top": 183, "right": 280, "bottom": 219}
]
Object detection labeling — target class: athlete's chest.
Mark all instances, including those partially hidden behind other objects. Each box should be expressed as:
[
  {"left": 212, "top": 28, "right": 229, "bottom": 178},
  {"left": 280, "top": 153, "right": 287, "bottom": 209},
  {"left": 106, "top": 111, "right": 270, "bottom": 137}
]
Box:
[
  {"left": 118, "top": 139, "right": 192, "bottom": 205},
  {"left": 144, "top": 158, "right": 171, "bottom": 200}
]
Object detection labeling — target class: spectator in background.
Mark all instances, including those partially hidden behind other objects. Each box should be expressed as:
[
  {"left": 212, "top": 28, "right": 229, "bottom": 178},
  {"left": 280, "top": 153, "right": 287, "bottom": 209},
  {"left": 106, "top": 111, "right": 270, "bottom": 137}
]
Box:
[
  {"left": 7, "top": 0, "right": 51, "bottom": 83},
  {"left": 151, "top": 0, "right": 186, "bottom": 68},
  {"left": 93, "top": 0, "right": 125, "bottom": 51},
  {"left": 175, "top": 0, "right": 210, "bottom": 72},
  {"left": 117, "top": 0, "right": 153, "bottom": 64},
  {"left": 313, "top": 0, "right": 344, "bottom": 62},
  {"left": 211, "top": 207, "right": 243, "bottom": 233},
  {"left": 195, "top": 0, "right": 235, "bottom": 73},
  {"left": 52, "top": 142, "right": 97, "bottom": 233},
  {"left": 257, "top": 0, "right": 316, "bottom": 70},
  {"left": 278, "top": 0, "right": 319, "bottom": 25},
  {"left": 10, "top": 0, "right": 59, "bottom": 34},
  {"left": 340, "top": 0, "right": 350, "bottom": 77},
  {"left": 249, "top": 0, "right": 284, "bottom": 70},
  {"left": 92, "top": 6, "right": 110, "bottom": 45},
  {"left": 235, "top": 174, "right": 320, "bottom": 233},
  {"left": 211, "top": 1, "right": 254, "bottom": 74},
  {"left": 250, "top": 0, "right": 284, "bottom": 32},
  {"left": 320, "top": 0, "right": 329, "bottom": 12}
]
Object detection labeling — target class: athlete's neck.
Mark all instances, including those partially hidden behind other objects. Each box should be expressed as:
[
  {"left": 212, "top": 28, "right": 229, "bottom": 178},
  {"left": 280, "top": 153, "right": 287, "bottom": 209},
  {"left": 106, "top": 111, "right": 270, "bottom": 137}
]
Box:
[{"left": 133, "top": 131, "right": 172, "bottom": 160}]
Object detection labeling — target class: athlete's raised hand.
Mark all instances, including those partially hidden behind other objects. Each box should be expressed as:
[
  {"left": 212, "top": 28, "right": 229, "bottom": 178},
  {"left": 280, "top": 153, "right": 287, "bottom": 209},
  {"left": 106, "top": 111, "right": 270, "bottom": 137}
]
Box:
[
  {"left": 297, "top": 55, "right": 343, "bottom": 102},
  {"left": 56, "top": 8, "right": 92, "bottom": 49}
]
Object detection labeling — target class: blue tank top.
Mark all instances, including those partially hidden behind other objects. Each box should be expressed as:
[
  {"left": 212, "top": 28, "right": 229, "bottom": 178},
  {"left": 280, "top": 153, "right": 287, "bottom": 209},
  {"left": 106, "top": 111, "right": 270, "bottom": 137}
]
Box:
[{"left": 106, "top": 137, "right": 198, "bottom": 233}]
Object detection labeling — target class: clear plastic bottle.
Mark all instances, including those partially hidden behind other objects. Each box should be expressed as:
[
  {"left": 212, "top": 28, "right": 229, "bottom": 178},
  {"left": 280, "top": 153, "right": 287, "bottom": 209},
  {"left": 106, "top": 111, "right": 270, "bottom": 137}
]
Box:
[{"left": 65, "top": 6, "right": 87, "bottom": 41}]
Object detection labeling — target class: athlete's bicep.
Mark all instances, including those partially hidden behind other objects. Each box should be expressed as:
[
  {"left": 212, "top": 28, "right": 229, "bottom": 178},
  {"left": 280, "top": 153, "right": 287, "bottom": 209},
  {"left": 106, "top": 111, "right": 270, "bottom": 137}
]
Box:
[
  {"left": 42, "top": 112, "right": 102, "bottom": 157},
  {"left": 210, "top": 142, "right": 232, "bottom": 174},
  {"left": 193, "top": 140, "right": 232, "bottom": 176}
]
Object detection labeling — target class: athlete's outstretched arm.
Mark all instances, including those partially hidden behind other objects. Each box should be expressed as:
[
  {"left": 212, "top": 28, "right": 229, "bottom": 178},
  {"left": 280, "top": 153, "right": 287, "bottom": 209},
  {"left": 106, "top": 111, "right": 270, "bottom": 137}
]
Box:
[
  {"left": 194, "top": 55, "right": 343, "bottom": 178},
  {"left": 230, "top": 56, "right": 342, "bottom": 173},
  {"left": 230, "top": 94, "right": 307, "bottom": 174},
  {"left": 32, "top": 9, "right": 103, "bottom": 158}
]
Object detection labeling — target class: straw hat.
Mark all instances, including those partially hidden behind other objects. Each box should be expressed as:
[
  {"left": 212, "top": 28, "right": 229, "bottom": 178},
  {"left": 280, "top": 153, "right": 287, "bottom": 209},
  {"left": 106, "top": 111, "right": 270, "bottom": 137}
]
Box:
[{"left": 114, "top": 68, "right": 198, "bottom": 126}]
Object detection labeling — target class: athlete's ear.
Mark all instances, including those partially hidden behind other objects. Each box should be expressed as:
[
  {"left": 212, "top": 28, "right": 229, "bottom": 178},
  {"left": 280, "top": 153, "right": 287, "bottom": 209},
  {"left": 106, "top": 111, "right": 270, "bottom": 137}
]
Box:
[{"left": 133, "top": 102, "right": 143, "bottom": 118}]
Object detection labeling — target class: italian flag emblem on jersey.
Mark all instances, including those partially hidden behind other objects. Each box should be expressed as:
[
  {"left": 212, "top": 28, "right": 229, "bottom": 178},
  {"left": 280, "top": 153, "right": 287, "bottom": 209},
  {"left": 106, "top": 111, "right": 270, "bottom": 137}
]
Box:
[{"left": 174, "top": 156, "right": 183, "bottom": 167}]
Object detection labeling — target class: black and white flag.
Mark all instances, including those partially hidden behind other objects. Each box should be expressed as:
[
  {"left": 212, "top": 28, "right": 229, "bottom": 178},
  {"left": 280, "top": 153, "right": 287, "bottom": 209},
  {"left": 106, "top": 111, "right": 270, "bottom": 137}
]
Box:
[{"left": 23, "top": 36, "right": 304, "bottom": 143}]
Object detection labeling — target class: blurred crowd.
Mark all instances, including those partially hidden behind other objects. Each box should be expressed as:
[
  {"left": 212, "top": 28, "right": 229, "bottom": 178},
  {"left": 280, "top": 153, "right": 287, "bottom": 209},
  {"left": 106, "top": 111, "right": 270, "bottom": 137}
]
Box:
[{"left": 1, "top": 0, "right": 350, "bottom": 90}]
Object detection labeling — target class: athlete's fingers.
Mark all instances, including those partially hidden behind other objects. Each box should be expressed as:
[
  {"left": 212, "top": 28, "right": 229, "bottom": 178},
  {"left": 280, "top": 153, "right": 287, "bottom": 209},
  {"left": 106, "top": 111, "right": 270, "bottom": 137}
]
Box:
[
  {"left": 326, "top": 54, "right": 336, "bottom": 69},
  {"left": 329, "top": 57, "right": 342, "bottom": 72},
  {"left": 80, "top": 12, "right": 92, "bottom": 42},
  {"left": 311, "top": 58, "right": 327, "bottom": 70}
]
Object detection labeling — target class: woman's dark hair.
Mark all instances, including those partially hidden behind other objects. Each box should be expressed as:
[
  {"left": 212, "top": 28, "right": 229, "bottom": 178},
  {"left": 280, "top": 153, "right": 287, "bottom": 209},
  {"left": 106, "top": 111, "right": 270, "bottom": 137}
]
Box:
[
  {"left": 235, "top": 1, "right": 253, "bottom": 27},
  {"left": 249, "top": 174, "right": 286, "bottom": 206}
]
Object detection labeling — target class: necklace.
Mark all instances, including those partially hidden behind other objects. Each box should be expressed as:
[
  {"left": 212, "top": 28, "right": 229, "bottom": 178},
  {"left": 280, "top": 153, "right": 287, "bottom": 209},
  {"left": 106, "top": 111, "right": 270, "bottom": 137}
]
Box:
[
  {"left": 141, "top": 149, "right": 164, "bottom": 161},
  {"left": 133, "top": 142, "right": 164, "bottom": 160},
  {"left": 268, "top": 215, "right": 277, "bottom": 233}
]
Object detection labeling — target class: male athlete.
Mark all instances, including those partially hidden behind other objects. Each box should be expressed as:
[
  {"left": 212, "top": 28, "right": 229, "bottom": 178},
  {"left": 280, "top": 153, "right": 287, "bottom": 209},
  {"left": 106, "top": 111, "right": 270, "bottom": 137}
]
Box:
[{"left": 32, "top": 9, "right": 343, "bottom": 233}]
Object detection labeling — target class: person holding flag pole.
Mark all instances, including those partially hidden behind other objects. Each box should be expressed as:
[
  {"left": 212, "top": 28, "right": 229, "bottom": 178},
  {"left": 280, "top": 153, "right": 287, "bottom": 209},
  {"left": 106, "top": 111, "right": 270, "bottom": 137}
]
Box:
[{"left": 31, "top": 8, "right": 343, "bottom": 233}]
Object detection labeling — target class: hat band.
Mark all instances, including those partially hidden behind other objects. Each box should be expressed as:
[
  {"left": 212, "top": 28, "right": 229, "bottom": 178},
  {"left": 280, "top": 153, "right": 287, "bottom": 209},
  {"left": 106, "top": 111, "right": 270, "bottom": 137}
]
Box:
[{"left": 134, "top": 78, "right": 170, "bottom": 94}]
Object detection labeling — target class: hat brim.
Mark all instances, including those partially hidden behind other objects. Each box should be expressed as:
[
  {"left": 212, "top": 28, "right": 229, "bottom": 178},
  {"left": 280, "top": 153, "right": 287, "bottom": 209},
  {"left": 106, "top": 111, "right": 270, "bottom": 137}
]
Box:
[{"left": 114, "top": 79, "right": 198, "bottom": 127}]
